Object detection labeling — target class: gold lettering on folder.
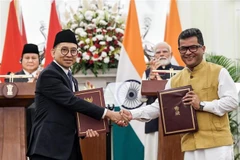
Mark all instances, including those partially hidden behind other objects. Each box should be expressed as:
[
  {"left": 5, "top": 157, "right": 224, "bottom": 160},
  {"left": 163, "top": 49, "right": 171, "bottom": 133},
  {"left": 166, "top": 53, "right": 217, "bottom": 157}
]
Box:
[{"left": 174, "top": 106, "right": 180, "bottom": 116}]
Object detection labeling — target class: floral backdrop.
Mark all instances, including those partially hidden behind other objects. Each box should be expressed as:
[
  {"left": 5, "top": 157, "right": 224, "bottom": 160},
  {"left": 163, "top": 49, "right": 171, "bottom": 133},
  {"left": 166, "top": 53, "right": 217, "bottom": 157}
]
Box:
[{"left": 64, "top": 0, "right": 125, "bottom": 76}]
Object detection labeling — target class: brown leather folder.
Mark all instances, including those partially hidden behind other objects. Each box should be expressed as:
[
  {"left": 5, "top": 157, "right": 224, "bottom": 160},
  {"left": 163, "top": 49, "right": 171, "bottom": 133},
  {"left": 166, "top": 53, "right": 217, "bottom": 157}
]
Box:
[
  {"left": 141, "top": 80, "right": 168, "bottom": 96},
  {"left": 75, "top": 88, "right": 109, "bottom": 136},
  {"left": 157, "top": 85, "right": 198, "bottom": 136}
]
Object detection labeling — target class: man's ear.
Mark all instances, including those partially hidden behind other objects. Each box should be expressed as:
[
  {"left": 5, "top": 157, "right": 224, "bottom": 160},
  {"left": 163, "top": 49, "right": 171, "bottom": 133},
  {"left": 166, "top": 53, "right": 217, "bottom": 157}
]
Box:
[
  {"left": 202, "top": 46, "right": 206, "bottom": 52},
  {"left": 51, "top": 49, "right": 55, "bottom": 59}
]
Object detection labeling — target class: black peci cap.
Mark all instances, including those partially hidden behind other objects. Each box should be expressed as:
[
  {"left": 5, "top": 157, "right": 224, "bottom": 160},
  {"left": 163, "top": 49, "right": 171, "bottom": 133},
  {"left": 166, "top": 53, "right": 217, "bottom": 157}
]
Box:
[
  {"left": 22, "top": 43, "right": 39, "bottom": 56},
  {"left": 53, "top": 29, "right": 78, "bottom": 48}
]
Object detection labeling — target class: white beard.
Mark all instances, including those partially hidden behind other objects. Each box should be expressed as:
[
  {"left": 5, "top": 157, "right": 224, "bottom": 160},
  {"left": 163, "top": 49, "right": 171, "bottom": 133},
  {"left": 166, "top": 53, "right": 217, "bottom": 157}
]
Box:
[{"left": 159, "top": 58, "right": 171, "bottom": 66}]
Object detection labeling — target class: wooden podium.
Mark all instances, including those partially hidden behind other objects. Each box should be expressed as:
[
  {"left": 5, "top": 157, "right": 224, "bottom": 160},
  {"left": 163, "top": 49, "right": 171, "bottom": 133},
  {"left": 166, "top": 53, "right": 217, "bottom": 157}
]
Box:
[
  {"left": 75, "top": 88, "right": 107, "bottom": 160},
  {"left": 80, "top": 134, "right": 106, "bottom": 160},
  {"left": 141, "top": 80, "right": 184, "bottom": 160},
  {"left": 0, "top": 82, "right": 35, "bottom": 160}
]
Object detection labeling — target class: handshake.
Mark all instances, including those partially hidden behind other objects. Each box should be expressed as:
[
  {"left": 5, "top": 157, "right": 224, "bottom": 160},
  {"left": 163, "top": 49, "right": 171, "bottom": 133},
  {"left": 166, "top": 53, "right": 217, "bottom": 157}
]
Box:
[{"left": 105, "top": 109, "right": 133, "bottom": 127}]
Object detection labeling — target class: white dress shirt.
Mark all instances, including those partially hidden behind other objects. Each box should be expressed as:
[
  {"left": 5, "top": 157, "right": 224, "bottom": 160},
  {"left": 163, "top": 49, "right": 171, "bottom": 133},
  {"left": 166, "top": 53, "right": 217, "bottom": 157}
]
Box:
[{"left": 23, "top": 69, "right": 38, "bottom": 81}]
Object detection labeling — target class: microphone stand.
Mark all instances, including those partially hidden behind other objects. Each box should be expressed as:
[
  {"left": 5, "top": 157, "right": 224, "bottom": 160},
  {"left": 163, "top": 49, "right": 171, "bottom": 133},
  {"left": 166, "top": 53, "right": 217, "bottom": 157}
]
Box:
[{"left": 106, "top": 104, "right": 115, "bottom": 160}]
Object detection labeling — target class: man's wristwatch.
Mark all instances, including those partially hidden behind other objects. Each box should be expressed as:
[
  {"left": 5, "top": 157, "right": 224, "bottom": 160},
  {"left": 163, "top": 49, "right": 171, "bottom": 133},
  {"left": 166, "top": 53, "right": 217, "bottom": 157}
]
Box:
[{"left": 199, "top": 101, "right": 205, "bottom": 111}]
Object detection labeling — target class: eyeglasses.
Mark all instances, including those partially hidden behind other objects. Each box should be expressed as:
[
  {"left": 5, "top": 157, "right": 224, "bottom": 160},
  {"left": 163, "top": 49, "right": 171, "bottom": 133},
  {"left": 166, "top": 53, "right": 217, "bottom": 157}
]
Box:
[
  {"left": 58, "top": 47, "right": 78, "bottom": 56},
  {"left": 178, "top": 45, "right": 202, "bottom": 54}
]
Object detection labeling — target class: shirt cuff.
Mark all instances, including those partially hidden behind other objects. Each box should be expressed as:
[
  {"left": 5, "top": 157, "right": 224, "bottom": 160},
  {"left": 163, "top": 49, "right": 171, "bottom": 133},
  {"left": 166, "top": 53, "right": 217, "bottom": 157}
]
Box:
[
  {"left": 130, "top": 110, "right": 150, "bottom": 122},
  {"left": 202, "top": 101, "right": 222, "bottom": 116},
  {"left": 102, "top": 109, "right": 108, "bottom": 119}
]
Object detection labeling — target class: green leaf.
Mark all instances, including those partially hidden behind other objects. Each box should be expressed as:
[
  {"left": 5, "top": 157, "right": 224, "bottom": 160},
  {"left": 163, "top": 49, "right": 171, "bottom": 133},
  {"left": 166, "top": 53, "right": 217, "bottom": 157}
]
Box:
[{"left": 205, "top": 53, "right": 240, "bottom": 82}]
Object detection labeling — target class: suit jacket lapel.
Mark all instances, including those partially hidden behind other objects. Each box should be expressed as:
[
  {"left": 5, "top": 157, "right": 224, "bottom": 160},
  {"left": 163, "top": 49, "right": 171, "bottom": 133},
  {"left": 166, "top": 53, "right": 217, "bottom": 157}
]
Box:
[
  {"left": 51, "top": 62, "right": 73, "bottom": 90},
  {"left": 15, "top": 70, "right": 28, "bottom": 82}
]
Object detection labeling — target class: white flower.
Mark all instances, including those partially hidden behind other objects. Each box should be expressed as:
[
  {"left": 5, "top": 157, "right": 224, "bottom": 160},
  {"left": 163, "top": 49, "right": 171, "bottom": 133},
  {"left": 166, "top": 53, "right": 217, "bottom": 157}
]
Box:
[
  {"left": 71, "top": 23, "right": 78, "bottom": 29},
  {"left": 103, "top": 57, "right": 110, "bottom": 63},
  {"left": 107, "top": 26, "right": 114, "bottom": 30},
  {"left": 106, "top": 36, "right": 112, "bottom": 42},
  {"left": 84, "top": 45, "right": 89, "bottom": 49},
  {"left": 101, "top": 51, "right": 107, "bottom": 57},
  {"left": 90, "top": 4, "right": 97, "bottom": 10},
  {"left": 99, "top": 41, "right": 106, "bottom": 45},
  {"left": 85, "top": 38, "right": 90, "bottom": 44},
  {"left": 76, "top": 57, "right": 81, "bottom": 63},
  {"left": 87, "top": 24, "right": 96, "bottom": 30},
  {"left": 109, "top": 46, "right": 114, "bottom": 51},
  {"left": 89, "top": 46, "right": 96, "bottom": 52},
  {"left": 80, "top": 21, "right": 86, "bottom": 27},
  {"left": 96, "top": 28, "right": 102, "bottom": 33},
  {"left": 99, "top": 20, "right": 108, "bottom": 25},
  {"left": 92, "top": 37, "right": 97, "bottom": 41},
  {"left": 114, "top": 53, "right": 120, "bottom": 60},
  {"left": 75, "top": 28, "right": 84, "bottom": 35},
  {"left": 82, "top": 52, "right": 90, "bottom": 60},
  {"left": 92, "top": 18, "right": 97, "bottom": 24},
  {"left": 79, "top": 30, "right": 87, "bottom": 37},
  {"left": 84, "top": 10, "right": 94, "bottom": 21},
  {"left": 115, "top": 28, "right": 124, "bottom": 34},
  {"left": 96, "top": 10, "right": 104, "bottom": 17},
  {"left": 115, "top": 15, "right": 122, "bottom": 23},
  {"left": 96, "top": 35, "right": 104, "bottom": 40}
]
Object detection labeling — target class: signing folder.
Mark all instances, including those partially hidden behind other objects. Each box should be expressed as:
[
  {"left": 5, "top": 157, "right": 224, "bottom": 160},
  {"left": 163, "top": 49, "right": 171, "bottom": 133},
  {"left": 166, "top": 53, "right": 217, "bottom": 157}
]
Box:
[
  {"left": 75, "top": 88, "right": 109, "bottom": 136},
  {"left": 157, "top": 85, "right": 198, "bottom": 136}
]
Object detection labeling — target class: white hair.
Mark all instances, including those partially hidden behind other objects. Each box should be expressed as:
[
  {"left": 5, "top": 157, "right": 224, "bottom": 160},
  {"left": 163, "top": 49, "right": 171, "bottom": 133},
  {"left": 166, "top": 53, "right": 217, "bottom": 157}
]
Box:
[{"left": 154, "top": 42, "right": 172, "bottom": 53}]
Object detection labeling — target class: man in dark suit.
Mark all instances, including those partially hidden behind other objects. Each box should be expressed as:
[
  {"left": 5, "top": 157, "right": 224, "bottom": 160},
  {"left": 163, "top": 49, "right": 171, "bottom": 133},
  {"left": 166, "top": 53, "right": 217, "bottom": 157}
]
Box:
[
  {"left": 142, "top": 42, "right": 184, "bottom": 160},
  {"left": 27, "top": 29, "right": 123, "bottom": 160},
  {"left": 5, "top": 43, "right": 41, "bottom": 148},
  {"left": 5, "top": 43, "right": 41, "bottom": 83}
]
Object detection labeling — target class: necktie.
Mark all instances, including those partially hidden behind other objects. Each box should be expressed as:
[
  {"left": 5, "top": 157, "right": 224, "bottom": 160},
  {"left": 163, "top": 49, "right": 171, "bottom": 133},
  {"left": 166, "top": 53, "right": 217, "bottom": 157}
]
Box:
[{"left": 67, "top": 71, "right": 73, "bottom": 91}]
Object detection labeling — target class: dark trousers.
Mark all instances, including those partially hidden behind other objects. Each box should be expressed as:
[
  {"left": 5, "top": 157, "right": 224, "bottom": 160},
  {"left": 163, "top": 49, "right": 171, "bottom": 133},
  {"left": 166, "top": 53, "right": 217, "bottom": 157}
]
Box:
[
  {"left": 26, "top": 104, "right": 35, "bottom": 148},
  {"left": 30, "top": 135, "right": 82, "bottom": 160},
  {"left": 30, "top": 155, "right": 57, "bottom": 160}
]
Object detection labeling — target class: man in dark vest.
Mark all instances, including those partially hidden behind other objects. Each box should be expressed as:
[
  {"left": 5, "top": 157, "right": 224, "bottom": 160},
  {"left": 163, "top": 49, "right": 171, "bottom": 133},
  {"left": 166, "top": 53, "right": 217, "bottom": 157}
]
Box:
[{"left": 142, "top": 42, "right": 184, "bottom": 160}]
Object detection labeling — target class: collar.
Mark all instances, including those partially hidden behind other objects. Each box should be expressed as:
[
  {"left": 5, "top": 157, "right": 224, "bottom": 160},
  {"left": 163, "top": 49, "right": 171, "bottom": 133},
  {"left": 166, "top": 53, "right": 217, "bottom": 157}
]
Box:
[
  {"left": 186, "top": 59, "right": 206, "bottom": 73},
  {"left": 157, "top": 63, "right": 172, "bottom": 70},
  {"left": 23, "top": 69, "right": 38, "bottom": 77},
  {"left": 53, "top": 60, "right": 71, "bottom": 76}
]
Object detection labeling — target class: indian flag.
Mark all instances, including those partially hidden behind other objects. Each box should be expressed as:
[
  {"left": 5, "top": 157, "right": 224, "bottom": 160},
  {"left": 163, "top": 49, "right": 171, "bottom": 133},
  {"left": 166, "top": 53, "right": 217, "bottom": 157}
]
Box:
[
  {"left": 113, "top": 0, "right": 146, "bottom": 159},
  {"left": 164, "top": 0, "right": 184, "bottom": 66}
]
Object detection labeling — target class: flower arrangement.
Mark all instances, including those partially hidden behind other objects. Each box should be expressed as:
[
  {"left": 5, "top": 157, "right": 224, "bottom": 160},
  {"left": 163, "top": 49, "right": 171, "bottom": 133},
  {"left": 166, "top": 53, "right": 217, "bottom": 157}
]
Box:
[{"left": 64, "top": 0, "right": 125, "bottom": 76}]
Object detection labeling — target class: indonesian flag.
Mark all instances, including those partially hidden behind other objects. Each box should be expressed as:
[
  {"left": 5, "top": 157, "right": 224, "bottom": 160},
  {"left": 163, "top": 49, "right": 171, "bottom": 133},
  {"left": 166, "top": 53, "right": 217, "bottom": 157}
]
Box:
[
  {"left": 0, "top": 0, "right": 23, "bottom": 77},
  {"left": 44, "top": 0, "right": 62, "bottom": 67}
]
